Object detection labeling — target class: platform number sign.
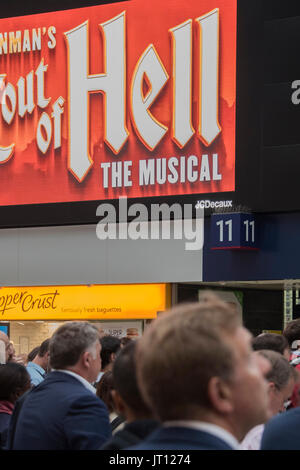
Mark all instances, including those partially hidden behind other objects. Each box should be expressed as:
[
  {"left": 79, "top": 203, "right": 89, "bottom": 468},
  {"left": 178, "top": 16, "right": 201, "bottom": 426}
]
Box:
[{"left": 211, "top": 213, "right": 258, "bottom": 250}]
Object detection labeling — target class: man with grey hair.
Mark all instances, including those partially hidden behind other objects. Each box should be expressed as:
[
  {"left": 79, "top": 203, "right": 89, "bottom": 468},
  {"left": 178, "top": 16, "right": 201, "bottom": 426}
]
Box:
[
  {"left": 10, "top": 322, "right": 111, "bottom": 450},
  {"left": 128, "top": 293, "right": 271, "bottom": 450}
]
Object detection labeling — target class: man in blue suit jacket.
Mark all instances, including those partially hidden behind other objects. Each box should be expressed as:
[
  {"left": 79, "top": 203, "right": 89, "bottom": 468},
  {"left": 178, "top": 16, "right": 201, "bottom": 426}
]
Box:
[
  {"left": 128, "top": 293, "right": 271, "bottom": 451},
  {"left": 128, "top": 424, "right": 236, "bottom": 450},
  {"left": 10, "top": 322, "right": 111, "bottom": 450},
  {"left": 260, "top": 407, "right": 300, "bottom": 450}
]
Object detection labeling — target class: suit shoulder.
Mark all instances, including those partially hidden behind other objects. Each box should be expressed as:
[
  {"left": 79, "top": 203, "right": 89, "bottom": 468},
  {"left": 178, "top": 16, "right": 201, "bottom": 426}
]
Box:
[
  {"left": 68, "top": 391, "right": 108, "bottom": 413},
  {"left": 261, "top": 409, "right": 300, "bottom": 450},
  {"left": 266, "top": 408, "right": 300, "bottom": 430}
]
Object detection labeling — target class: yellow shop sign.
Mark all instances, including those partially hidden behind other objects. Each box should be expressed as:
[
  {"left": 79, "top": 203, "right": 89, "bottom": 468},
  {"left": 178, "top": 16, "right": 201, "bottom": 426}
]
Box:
[{"left": 0, "top": 284, "right": 170, "bottom": 320}]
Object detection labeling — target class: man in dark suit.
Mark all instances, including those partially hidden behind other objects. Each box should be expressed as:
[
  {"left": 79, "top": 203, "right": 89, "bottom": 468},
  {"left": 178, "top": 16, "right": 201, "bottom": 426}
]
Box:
[
  {"left": 9, "top": 322, "right": 111, "bottom": 450},
  {"left": 128, "top": 292, "right": 271, "bottom": 450},
  {"left": 260, "top": 407, "right": 300, "bottom": 450}
]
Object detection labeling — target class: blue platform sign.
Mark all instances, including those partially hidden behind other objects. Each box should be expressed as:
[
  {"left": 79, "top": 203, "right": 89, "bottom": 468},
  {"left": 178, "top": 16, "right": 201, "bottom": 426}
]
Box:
[
  {"left": 0, "top": 325, "right": 8, "bottom": 335},
  {"left": 211, "top": 213, "right": 258, "bottom": 250}
]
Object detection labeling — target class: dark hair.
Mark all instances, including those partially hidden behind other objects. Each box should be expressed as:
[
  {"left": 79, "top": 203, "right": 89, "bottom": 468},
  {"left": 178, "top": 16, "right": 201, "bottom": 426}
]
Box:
[
  {"left": 0, "top": 363, "right": 30, "bottom": 402},
  {"left": 120, "top": 337, "right": 133, "bottom": 348},
  {"left": 252, "top": 333, "right": 289, "bottom": 355},
  {"left": 50, "top": 322, "right": 99, "bottom": 369},
  {"left": 113, "top": 341, "right": 152, "bottom": 417},
  {"left": 96, "top": 370, "right": 115, "bottom": 413},
  {"left": 283, "top": 319, "right": 300, "bottom": 347},
  {"left": 27, "top": 346, "right": 40, "bottom": 363},
  {"left": 100, "top": 335, "right": 121, "bottom": 369},
  {"left": 38, "top": 338, "right": 50, "bottom": 357}
]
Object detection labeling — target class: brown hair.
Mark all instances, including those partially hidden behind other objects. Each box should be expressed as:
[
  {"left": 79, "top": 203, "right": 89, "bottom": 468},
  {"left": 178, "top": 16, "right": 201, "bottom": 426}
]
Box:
[
  {"left": 38, "top": 338, "right": 51, "bottom": 357},
  {"left": 136, "top": 292, "right": 241, "bottom": 421},
  {"left": 283, "top": 319, "right": 300, "bottom": 347},
  {"left": 96, "top": 370, "right": 115, "bottom": 413},
  {"left": 252, "top": 333, "right": 289, "bottom": 355}
]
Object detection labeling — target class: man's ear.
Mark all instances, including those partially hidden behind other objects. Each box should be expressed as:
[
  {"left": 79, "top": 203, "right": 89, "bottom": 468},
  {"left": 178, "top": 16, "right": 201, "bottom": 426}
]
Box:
[
  {"left": 81, "top": 351, "right": 91, "bottom": 369},
  {"left": 207, "top": 376, "right": 234, "bottom": 414},
  {"left": 111, "top": 389, "right": 126, "bottom": 416},
  {"left": 111, "top": 352, "right": 116, "bottom": 363},
  {"left": 267, "top": 381, "right": 276, "bottom": 395}
]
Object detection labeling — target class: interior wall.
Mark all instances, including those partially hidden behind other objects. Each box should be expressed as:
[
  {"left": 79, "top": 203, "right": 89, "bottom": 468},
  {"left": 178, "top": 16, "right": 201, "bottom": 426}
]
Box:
[
  {"left": 9, "top": 319, "right": 144, "bottom": 358},
  {"left": 10, "top": 322, "right": 62, "bottom": 356}
]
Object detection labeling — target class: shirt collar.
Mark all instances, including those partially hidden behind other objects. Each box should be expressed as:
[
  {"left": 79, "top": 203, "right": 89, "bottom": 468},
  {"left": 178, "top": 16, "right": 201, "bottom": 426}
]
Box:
[
  {"left": 54, "top": 369, "right": 96, "bottom": 394},
  {"left": 27, "top": 362, "right": 45, "bottom": 376},
  {"left": 163, "top": 420, "right": 239, "bottom": 450}
]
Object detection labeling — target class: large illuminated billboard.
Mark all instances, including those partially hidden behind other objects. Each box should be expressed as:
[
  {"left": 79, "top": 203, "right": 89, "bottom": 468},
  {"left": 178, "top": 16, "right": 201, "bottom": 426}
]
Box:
[{"left": 0, "top": 0, "right": 236, "bottom": 206}]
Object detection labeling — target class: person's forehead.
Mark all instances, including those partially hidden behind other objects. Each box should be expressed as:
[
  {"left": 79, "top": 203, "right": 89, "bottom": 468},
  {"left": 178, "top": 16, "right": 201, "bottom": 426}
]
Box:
[
  {"left": 228, "top": 326, "right": 252, "bottom": 355},
  {"left": 231, "top": 325, "right": 251, "bottom": 341},
  {"left": 254, "top": 353, "right": 272, "bottom": 377}
]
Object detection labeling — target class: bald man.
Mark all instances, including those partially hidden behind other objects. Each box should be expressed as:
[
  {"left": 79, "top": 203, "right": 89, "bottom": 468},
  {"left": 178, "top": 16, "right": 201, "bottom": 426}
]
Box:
[{"left": 0, "top": 330, "right": 9, "bottom": 364}]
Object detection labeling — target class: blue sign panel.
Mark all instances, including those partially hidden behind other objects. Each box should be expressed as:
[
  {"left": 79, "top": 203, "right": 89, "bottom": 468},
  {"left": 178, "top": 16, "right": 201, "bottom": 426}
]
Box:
[
  {"left": 0, "top": 325, "right": 8, "bottom": 335},
  {"left": 210, "top": 213, "right": 258, "bottom": 250}
]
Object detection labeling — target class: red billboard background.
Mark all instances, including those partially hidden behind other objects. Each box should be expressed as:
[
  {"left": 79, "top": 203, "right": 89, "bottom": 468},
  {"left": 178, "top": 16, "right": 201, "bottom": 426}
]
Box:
[{"left": 0, "top": 0, "right": 236, "bottom": 205}]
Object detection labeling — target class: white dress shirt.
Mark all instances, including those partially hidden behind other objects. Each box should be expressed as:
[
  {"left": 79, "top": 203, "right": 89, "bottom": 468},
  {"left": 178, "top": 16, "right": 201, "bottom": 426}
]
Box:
[
  {"left": 239, "top": 424, "right": 264, "bottom": 450},
  {"left": 54, "top": 369, "right": 96, "bottom": 394}
]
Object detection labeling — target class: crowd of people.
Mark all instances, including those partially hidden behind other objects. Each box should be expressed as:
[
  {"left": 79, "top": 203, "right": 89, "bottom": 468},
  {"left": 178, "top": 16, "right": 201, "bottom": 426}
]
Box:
[{"left": 1, "top": 291, "right": 300, "bottom": 450}]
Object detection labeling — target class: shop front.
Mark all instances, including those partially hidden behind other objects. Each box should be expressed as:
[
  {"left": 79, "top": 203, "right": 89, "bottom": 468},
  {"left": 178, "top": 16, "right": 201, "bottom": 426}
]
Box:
[{"left": 0, "top": 283, "right": 170, "bottom": 358}]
